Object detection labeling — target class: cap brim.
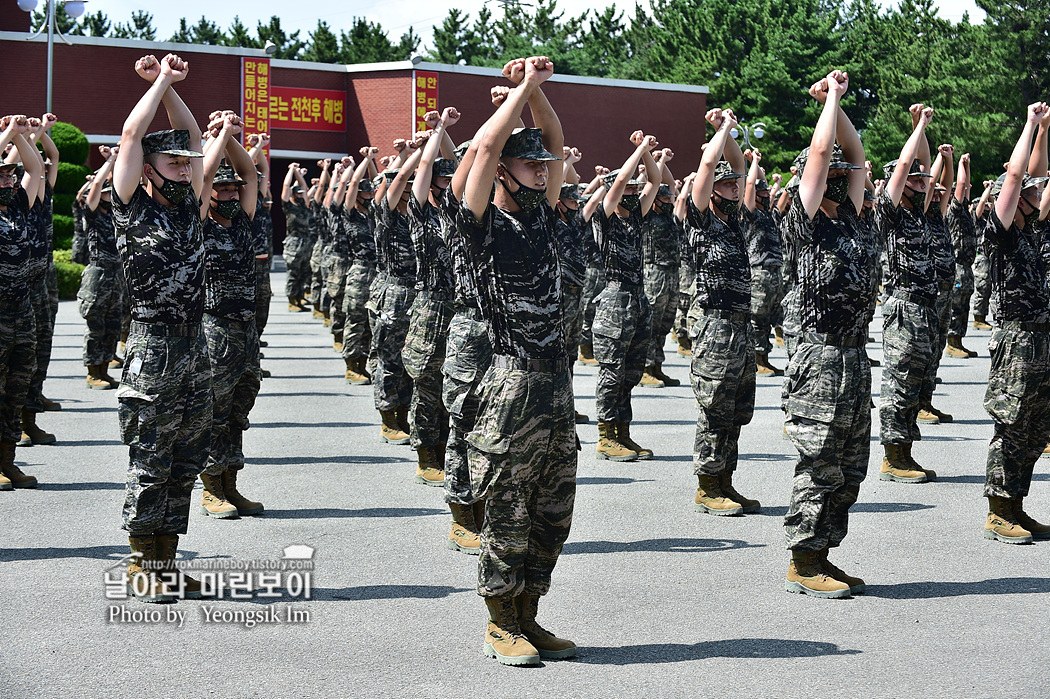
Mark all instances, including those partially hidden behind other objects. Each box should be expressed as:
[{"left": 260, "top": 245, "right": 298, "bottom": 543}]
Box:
[
  {"left": 156, "top": 149, "right": 204, "bottom": 158},
  {"left": 510, "top": 150, "right": 561, "bottom": 162},
  {"left": 714, "top": 173, "right": 745, "bottom": 182},
  {"left": 214, "top": 178, "right": 248, "bottom": 186},
  {"left": 828, "top": 161, "right": 862, "bottom": 171}
]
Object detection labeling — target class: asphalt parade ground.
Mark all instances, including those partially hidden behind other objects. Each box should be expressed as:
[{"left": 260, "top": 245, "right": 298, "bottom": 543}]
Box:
[{"left": 2, "top": 263, "right": 1049, "bottom": 698}]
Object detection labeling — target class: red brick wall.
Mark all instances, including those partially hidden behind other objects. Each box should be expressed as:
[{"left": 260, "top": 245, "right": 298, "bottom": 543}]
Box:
[{"left": 346, "top": 73, "right": 412, "bottom": 161}]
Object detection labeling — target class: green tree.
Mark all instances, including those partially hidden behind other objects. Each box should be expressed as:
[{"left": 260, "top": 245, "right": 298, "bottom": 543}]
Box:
[
  {"left": 304, "top": 20, "right": 342, "bottom": 63},
  {"left": 339, "top": 18, "right": 415, "bottom": 63},
  {"left": 256, "top": 16, "right": 306, "bottom": 59},
  {"left": 31, "top": 4, "right": 76, "bottom": 33},
  {"left": 113, "top": 11, "right": 157, "bottom": 41},
  {"left": 224, "top": 16, "right": 260, "bottom": 49},
  {"left": 429, "top": 8, "right": 471, "bottom": 64}
]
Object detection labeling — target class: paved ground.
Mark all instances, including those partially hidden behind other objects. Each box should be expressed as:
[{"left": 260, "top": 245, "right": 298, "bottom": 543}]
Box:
[{"left": 2, "top": 265, "right": 1049, "bottom": 697}]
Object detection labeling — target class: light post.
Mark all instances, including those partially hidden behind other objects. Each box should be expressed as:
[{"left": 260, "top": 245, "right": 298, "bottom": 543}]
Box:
[
  {"left": 18, "top": 0, "right": 88, "bottom": 113},
  {"left": 730, "top": 121, "right": 767, "bottom": 151}
]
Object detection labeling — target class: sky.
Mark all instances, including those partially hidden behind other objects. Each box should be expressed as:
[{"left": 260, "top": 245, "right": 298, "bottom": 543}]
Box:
[{"left": 82, "top": 0, "right": 987, "bottom": 55}]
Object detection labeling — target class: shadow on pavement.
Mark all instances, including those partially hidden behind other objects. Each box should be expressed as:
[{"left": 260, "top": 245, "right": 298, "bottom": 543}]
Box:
[
  {"left": 252, "top": 421, "right": 365, "bottom": 429},
  {"left": 867, "top": 577, "right": 1050, "bottom": 599},
  {"left": 576, "top": 477, "right": 655, "bottom": 486},
  {"left": 57, "top": 406, "right": 118, "bottom": 413},
  {"left": 563, "top": 537, "right": 762, "bottom": 555},
  {"left": 853, "top": 502, "right": 935, "bottom": 513},
  {"left": 256, "top": 392, "right": 347, "bottom": 398},
  {"left": 741, "top": 453, "right": 795, "bottom": 462},
  {"left": 262, "top": 507, "right": 445, "bottom": 519},
  {"left": 40, "top": 481, "right": 124, "bottom": 491},
  {"left": 0, "top": 545, "right": 130, "bottom": 561},
  {"left": 249, "top": 455, "right": 410, "bottom": 465},
  {"left": 936, "top": 474, "right": 1048, "bottom": 484},
  {"left": 578, "top": 637, "right": 861, "bottom": 664},
  {"left": 320, "top": 584, "right": 471, "bottom": 601}
]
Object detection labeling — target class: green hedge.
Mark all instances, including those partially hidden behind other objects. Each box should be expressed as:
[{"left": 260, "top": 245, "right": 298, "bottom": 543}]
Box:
[
  {"left": 56, "top": 162, "right": 91, "bottom": 196},
  {"left": 53, "top": 214, "right": 73, "bottom": 250},
  {"left": 52, "top": 192, "right": 75, "bottom": 219},
  {"left": 53, "top": 249, "right": 84, "bottom": 299},
  {"left": 50, "top": 122, "right": 89, "bottom": 166}
]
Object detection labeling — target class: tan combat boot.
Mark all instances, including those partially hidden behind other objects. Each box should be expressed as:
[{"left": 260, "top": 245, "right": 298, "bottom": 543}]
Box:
[
  {"left": 719, "top": 471, "right": 761, "bottom": 513},
  {"left": 288, "top": 296, "right": 306, "bottom": 312},
  {"left": 448, "top": 502, "right": 480, "bottom": 554},
  {"left": 774, "top": 326, "right": 785, "bottom": 347},
  {"left": 0, "top": 441, "right": 37, "bottom": 489},
  {"left": 222, "top": 469, "right": 264, "bottom": 515},
  {"left": 0, "top": 470, "right": 12, "bottom": 491},
  {"left": 1013, "top": 498, "right": 1050, "bottom": 540},
  {"left": 40, "top": 396, "right": 61, "bottom": 411},
  {"left": 414, "top": 446, "right": 445, "bottom": 487},
  {"left": 109, "top": 355, "right": 124, "bottom": 369},
  {"left": 19, "top": 409, "right": 56, "bottom": 446},
  {"left": 677, "top": 335, "right": 692, "bottom": 356},
  {"left": 86, "top": 364, "right": 116, "bottom": 390},
  {"left": 596, "top": 422, "right": 638, "bottom": 462},
  {"left": 126, "top": 536, "right": 175, "bottom": 604},
  {"left": 972, "top": 314, "right": 992, "bottom": 330},
  {"left": 694, "top": 473, "right": 743, "bottom": 515},
  {"left": 944, "top": 335, "right": 970, "bottom": 358},
  {"left": 652, "top": 364, "right": 681, "bottom": 387},
  {"left": 154, "top": 534, "right": 203, "bottom": 599},
  {"left": 984, "top": 496, "right": 1033, "bottom": 544},
  {"left": 379, "top": 410, "right": 410, "bottom": 445},
  {"left": 483, "top": 597, "right": 540, "bottom": 666},
  {"left": 574, "top": 408, "right": 590, "bottom": 424},
  {"left": 756, "top": 351, "right": 784, "bottom": 376},
  {"left": 333, "top": 331, "right": 343, "bottom": 352},
  {"left": 199, "top": 473, "right": 239, "bottom": 518},
  {"left": 577, "top": 342, "right": 598, "bottom": 366},
  {"left": 902, "top": 443, "right": 937, "bottom": 481},
  {"left": 785, "top": 550, "right": 851, "bottom": 598},
  {"left": 922, "top": 404, "right": 953, "bottom": 423},
  {"left": 322, "top": 308, "right": 331, "bottom": 326},
  {"left": 640, "top": 367, "right": 666, "bottom": 388},
  {"left": 615, "top": 422, "right": 652, "bottom": 460},
  {"left": 515, "top": 593, "right": 577, "bottom": 659},
  {"left": 817, "top": 548, "right": 866, "bottom": 594},
  {"left": 879, "top": 444, "right": 928, "bottom": 483},
  {"left": 345, "top": 357, "right": 371, "bottom": 385}
]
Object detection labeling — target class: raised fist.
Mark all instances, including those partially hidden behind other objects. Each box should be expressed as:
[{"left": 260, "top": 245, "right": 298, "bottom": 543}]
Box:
[
  {"left": 629, "top": 130, "right": 644, "bottom": 146},
  {"left": 523, "top": 56, "right": 554, "bottom": 84},
  {"left": 135, "top": 55, "right": 161, "bottom": 82},
  {"left": 705, "top": 109, "right": 724, "bottom": 129},
  {"left": 960, "top": 153, "right": 971, "bottom": 166},
  {"left": 1028, "top": 102, "right": 1050, "bottom": 124},
  {"left": 160, "top": 54, "right": 189, "bottom": 82},
  {"left": 379, "top": 156, "right": 392, "bottom": 168},
  {"left": 423, "top": 110, "right": 440, "bottom": 130},
  {"left": 42, "top": 113, "right": 57, "bottom": 128},
  {"left": 771, "top": 173, "right": 783, "bottom": 185},
  {"left": 502, "top": 59, "right": 526, "bottom": 86},
  {"left": 809, "top": 78, "right": 830, "bottom": 105},
  {"left": 441, "top": 107, "right": 460, "bottom": 126},
  {"left": 491, "top": 86, "right": 510, "bottom": 108},
  {"left": 643, "top": 134, "right": 659, "bottom": 150},
  {"left": 392, "top": 138, "right": 407, "bottom": 153},
  {"left": 661, "top": 148, "right": 674, "bottom": 162}
]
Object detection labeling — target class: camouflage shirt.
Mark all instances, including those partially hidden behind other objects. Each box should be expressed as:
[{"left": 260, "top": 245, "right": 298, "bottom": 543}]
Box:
[
  {"left": 203, "top": 210, "right": 256, "bottom": 322},
  {"left": 685, "top": 197, "right": 750, "bottom": 312},
  {"left": 310, "top": 200, "right": 327, "bottom": 246},
  {"left": 26, "top": 182, "right": 53, "bottom": 282},
  {"left": 251, "top": 199, "right": 274, "bottom": 258},
  {"left": 985, "top": 209, "right": 1050, "bottom": 324},
  {"left": 594, "top": 206, "right": 644, "bottom": 287},
  {"left": 374, "top": 196, "right": 416, "bottom": 282},
  {"left": 787, "top": 197, "right": 874, "bottom": 336},
  {"left": 583, "top": 217, "right": 603, "bottom": 267},
  {"left": 283, "top": 199, "right": 312, "bottom": 239},
  {"left": 442, "top": 191, "right": 481, "bottom": 310},
  {"left": 72, "top": 200, "right": 89, "bottom": 265},
  {"left": 740, "top": 203, "right": 782, "bottom": 269},
  {"left": 779, "top": 207, "right": 798, "bottom": 291},
  {"left": 325, "top": 202, "right": 348, "bottom": 261},
  {"left": 877, "top": 192, "right": 937, "bottom": 304},
  {"left": 458, "top": 201, "right": 564, "bottom": 359},
  {"left": 946, "top": 198, "right": 977, "bottom": 267},
  {"left": 0, "top": 186, "right": 31, "bottom": 305},
  {"left": 85, "top": 204, "right": 118, "bottom": 268},
  {"left": 113, "top": 185, "right": 205, "bottom": 325},
  {"left": 344, "top": 205, "right": 376, "bottom": 266},
  {"left": 408, "top": 192, "right": 454, "bottom": 295},
  {"left": 642, "top": 205, "right": 681, "bottom": 269},
  {"left": 553, "top": 215, "right": 587, "bottom": 288},
  {"left": 926, "top": 208, "right": 955, "bottom": 284}
]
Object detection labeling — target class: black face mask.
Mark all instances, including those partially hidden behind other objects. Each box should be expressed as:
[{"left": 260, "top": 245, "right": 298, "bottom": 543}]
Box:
[
  {"left": 561, "top": 206, "right": 578, "bottom": 222},
  {"left": 0, "top": 187, "right": 15, "bottom": 206},
  {"left": 151, "top": 169, "right": 194, "bottom": 205},
  {"left": 499, "top": 168, "right": 546, "bottom": 213},
  {"left": 755, "top": 195, "right": 770, "bottom": 210},
  {"left": 620, "top": 194, "right": 640, "bottom": 212},
  {"left": 211, "top": 198, "right": 242, "bottom": 220},
  {"left": 97, "top": 200, "right": 111, "bottom": 212},
  {"left": 824, "top": 176, "right": 850, "bottom": 204},
  {"left": 1020, "top": 196, "right": 1041, "bottom": 226},
  {"left": 903, "top": 184, "right": 926, "bottom": 208},
  {"left": 712, "top": 192, "right": 738, "bottom": 217}
]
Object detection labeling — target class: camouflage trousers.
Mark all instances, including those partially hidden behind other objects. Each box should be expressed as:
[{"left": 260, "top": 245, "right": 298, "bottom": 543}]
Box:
[
  {"left": 689, "top": 310, "right": 756, "bottom": 475},
  {"left": 561, "top": 284, "right": 584, "bottom": 365},
  {"left": 403, "top": 292, "right": 453, "bottom": 449},
  {"left": 675, "top": 259, "right": 697, "bottom": 342},
  {"left": 254, "top": 257, "right": 272, "bottom": 338},
  {"left": 202, "top": 315, "right": 261, "bottom": 476},
  {"left": 310, "top": 238, "right": 325, "bottom": 309},
  {"left": 326, "top": 254, "right": 349, "bottom": 337},
  {"left": 879, "top": 295, "right": 937, "bottom": 445},
  {"left": 644, "top": 264, "right": 678, "bottom": 366},
  {"left": 78, "top": 263, "right": 123, "bottom": 366},
  {"left": 282, "top": 235, "right": 312, "bottom": 300},
  {"left": 25, "top": 275, "right": 56, "bottom": 413},
  {"left": 783, "top": 342, "right": 871, "bottom": 551},
  {"left": 342, "top": 261, "right": 377, "bottom": 361},
  {"left": 468, "top": 361, "right": 577, "bottom": 598},
  {"left": 984, "top": 327, "right": 1050, "bottom": 499},
  {"left": 118, "top": 328, "right": 213, "bottom": 535},
  {"left": 750, "top": 265, "right": 783, "bottom": 355},
  {"left": 972, "top": 251, "right": 991, "bottom": 317},
  {"left": 781, "top": 286, "right": 802, "bottom": 360},
  {"left": 0, "top": 298, "right": 36, "bottom": 443},
  {"left": 920, "top": 279, "right": 953, "bottom": 407},
  {"left": 370, "top": 282, "right": 415, "bottom": 411},
  {"left": 442, "top": 308, "right": 491, "bottom": 506},
  {"left": 948, "top": 263, "right": 974, "bottom": 338},
  {"left": 579, "top": 264, "right": 606, "bottom": 348},
  {"left": 593, "top": 284, "right": 652, "bottom": 423}
]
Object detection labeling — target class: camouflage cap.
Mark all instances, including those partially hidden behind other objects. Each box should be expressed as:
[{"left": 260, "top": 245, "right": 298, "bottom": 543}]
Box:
[
  {"left": 212, "top": 160, "right": 247, "bottom": 186},
  {"left": 864, "top": 188, "right": 875, "bottom": 201},
  {"left": 794, "top": 144, "right": 860, "bottom": 176},
  {"left": 454, "top": 140, "right": 471, "bottom": 159},
  {"left": 603, "top": 169, "right": 646, "bottom": 189},
  {"left": 657, "top": 183, "right": 673, "bottom": 197},
  {"left": 755, "top": 179, "right": 770, "bottom": 192},
  {"left": 559, "top": 183, "right": 582, "bottom": 201},
  {"left": 370, "top": 174, "right": 384, "bottom": 189},
  {"left": 883, "top": 158, "right": 931, "bottom": 179},
  {"left": 0, "top": 161, "right": 17, "bottom": 172},
  {"left": 991, "top": 172, "right": 1049, "bottom": 196},
  {"left": 101, "top": 181, "right": 113, "bottom": 194},
  {"left": 357, "top": 177, "right": 375, "bottom": 193},
  {"left": 785, "top": 175, "right": 800, "bottom": 194},
  {"left": 714, "top": 160, "right": 744, "bottom": 183},
  {"left": 142, "top": 129, "right": 203, "bottom": 158},
  {"left": 500, "top": 127, "right": 560, "bottom": 161},
  {"left": 433, "top": 157, "right": 457, "bottom": 178},
  {"left": 383, "top": 168, "right": 414, "bottom": 183}
]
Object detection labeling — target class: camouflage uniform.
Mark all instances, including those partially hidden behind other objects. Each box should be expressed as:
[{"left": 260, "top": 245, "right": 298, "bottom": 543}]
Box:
[
  {"left": 458, "top": 195, "right": 576, "bottom": 599},
  {"left": 251, "top": 197, "right": 274, "bottom": 339},
  {"left": 642, "top": 201, "right": 680, "bottom": 365},
  {"left": 25, "top": 183, "right": 56, "bottom": 412},
  {"left": 72, "top": 199, "right": 90, "bottom": 265},
  {"left": 281, "top": 197, "right": 313, "bottom": 301},
  {"left": 947, "top": 198, "right": 977, "bottom": 337},
  {"left": 200, "top": 199, "right": 260, "bottom": 478},
  {"left": 324, "top": 201, "right": 350, "bottom": 339},
  {"left": 371, "top": 195, "right": 416, "bottom": 412},
  {"left": 983, "top": 211, "right": 1050, "bottom": 500},
  {"left": 578, "top": 229, "right": 606, "bottom": 352},
  {"left": 972, "top": 215, "right": 992, "bottom": 319},
  {"left": 919, "top": 207, "right": 955, "bottom": 404},
  {"left": 341, "top": 202, "right": 377, "bottom": 363},
  {"left": 782, "top": 194, "right": 875, "bottom": 551},
  {"left": 877, "top": 187, "right": 938, "bottom": 447},
  {"left": 553, "top": 206, "right": 588, "bottom": 363},
  {"left": 79, "top": 203, "right": 124, "bottom": 366},
  {"left": 741, "top": 201, "right": 783, "bottom": 355},
  {"left": 0, "top": 187, "right": 36, "bottom": 444},
  {"left": 684, "top": 196, "right": 755, "bottom": 476},
  {"left": 778, "top": 199, "right": 803, "bottom": 359},
  {"left": 113, "top": 169, "right": 212, "bottom": 535},
  {"left": 675, "top": 219, "right": 696, "bottom": 347}
]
